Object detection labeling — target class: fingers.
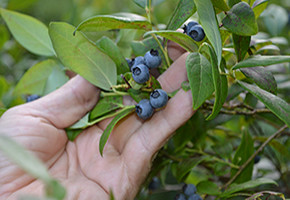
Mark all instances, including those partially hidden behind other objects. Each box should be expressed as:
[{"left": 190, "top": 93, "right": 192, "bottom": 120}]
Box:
[
  {"left": 158, "top": 52, "right": 189, "bottom": 92},
  {"left": 25, "top": 75, "right": 100, "bottom": 129}
]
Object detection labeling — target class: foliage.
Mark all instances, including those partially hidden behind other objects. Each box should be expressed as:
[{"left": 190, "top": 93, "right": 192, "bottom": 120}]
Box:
[{"left": 0, "top": 0, "right": 290, "bottom": 199}]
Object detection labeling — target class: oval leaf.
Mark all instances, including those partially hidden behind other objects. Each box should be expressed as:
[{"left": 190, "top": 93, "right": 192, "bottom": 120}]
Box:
[
  {"left": 232, "top": 34, "right": 251, "bottom": 62},
  {"left": 222, "top": 2, "right": 258, "bottom": 36},
  {"left": 233, "top": 55, "right": 290, "bottom": 70},
  {"left": 166, "top": 0, "right": 196, "bottom": 30},
  {"left": 197, "top": 180, "right": 220, "bottom": 195},
  {"left": 0, "top": 8, "right": 55, "bottom": 56},
  {"left": 240, "top": 66, "right": 277, "bottom": 94},
  {"left": 74, "top": 13, "right": 152, "bottom": 34},
  {"left": 238, "top": 81, "right": 290, "bottom": 127},
  {"left": 14, "top": 59, "right": 68, "bottom": 96},
  {"left": 222, "top": 178, "right": 278, "bottom": 197},
  {"left": 49, "top": 22, "right": 117, "bottom": 91},
  {"left": 145, "top": 30, "right": 198, "bottom": 52},
  {"left": 186, "top": 52, "right": 214, "bottom": 110},
  {"left": 252, "top": 0, "right": 268, "bottom": 19},
  {"left": 206, "top": 45, "right": 228, "bottom": 120},
  {"left": 96, "top": 36, "right": 129, "bottom": 75},
  {"left": 194, "top": 0, "right": 222, "bottom": 65},
  {"left": 231, "top": 129, "right": 254, "bottom": 183},
  {"left": 99, "top": 106, "right": 135, "bottom": 156}
]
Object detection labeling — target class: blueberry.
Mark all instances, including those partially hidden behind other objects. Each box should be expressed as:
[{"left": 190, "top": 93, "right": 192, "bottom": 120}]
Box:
[
  {"left": 132, "top": 56, "right": 145, "bottom": 67},
  {"left": 175, "top": 193, "right": 187, "bottom": 200},
  {"left": 183, "top": 21, "right": 199, "bottom": 34},
  {"left": 144, "top": 49, "right": 161, "bottom": 69},
  {"left": 254, "top": 155, "right": 261, "bottom": 164},
  {"left": 135, "top": 99, "right": 154, "bottom": 120},
  {"left": 148, "top": 177, "right": 160, "bottom": 191},
  {"left": 188, "top": 194, "right": 202, "bottom": 200},
  {"left": 188, "top": 25, "right": 205, "bottom": 42},
  {"left": 126, "top": 58, "right": 134, "bottom": 70},
  {"left": 182, "top": 184, "right": 197, "bottom": 196},
  {"left": 26, "top": 94, "right": 41, "bottom": 102},
  {"left": 131, "top": 64, "right": 150, "bottom": 84},
  {"left": 149, "top": 89, "right": 168, "bottom": 109}
]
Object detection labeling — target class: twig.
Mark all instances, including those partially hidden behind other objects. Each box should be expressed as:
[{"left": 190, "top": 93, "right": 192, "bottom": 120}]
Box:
[{"left": 223, "top": 125, "right": 288, "bottom": 189}]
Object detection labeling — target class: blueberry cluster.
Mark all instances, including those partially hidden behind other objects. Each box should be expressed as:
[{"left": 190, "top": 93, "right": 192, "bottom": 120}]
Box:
[
  {"left": 135, "top": 89, "right": 168, "bottom": 120},
  {"left": 127, "top": 49, "right": 162, "bottom": 84},
  {"left": 183, "top": 21, "right": 206, "bottom": 42},
  {"left": 175, "top": 184, "right": 202, "bottom": 200},
  {"left": 26, "top": 94, "right": 41, "bottom": 102}
]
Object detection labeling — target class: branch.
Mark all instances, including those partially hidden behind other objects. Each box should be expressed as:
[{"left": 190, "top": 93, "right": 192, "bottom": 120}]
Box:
[{"left": 223, "top": 125, "right": 288, "bottom": 189}]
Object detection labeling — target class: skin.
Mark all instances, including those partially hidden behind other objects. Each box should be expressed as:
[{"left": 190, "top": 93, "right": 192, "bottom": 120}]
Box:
[{"left": 0, "top": 45, "right": 193, "bottom": 200}]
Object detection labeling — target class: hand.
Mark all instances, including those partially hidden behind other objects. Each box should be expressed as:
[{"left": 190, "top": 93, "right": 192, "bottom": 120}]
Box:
[{"left": 0, "top": 46, "right": 193, "bottom": 200}]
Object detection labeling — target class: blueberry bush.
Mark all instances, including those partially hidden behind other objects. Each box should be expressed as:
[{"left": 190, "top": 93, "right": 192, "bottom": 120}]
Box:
[{"left": 0, "top": 0, "right": 290, "bottom": 199}]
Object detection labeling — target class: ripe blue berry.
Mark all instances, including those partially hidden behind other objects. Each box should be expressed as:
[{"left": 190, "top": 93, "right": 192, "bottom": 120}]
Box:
[
  {"left": 254, "top": 155, "right": 261, "bottom": 164},
  {"left": 184, "top": 21, "right": 199, "bottom": 34},
  {"left": 135, "top": 99, "right": 154, "bottom": 120},
  {"left": 132, "top": 56, "right": 145, "bottom": 67},
  {"left": 148, "top": 177, "right": 160, "bottom": 191},
  {"left": 144, "top": 49, "right": 161, "bottom": 69},
  {"left": 175, "top": 193, "right": 186, "bottom": 200},
  {"left": 131, "top": 64, "right": 150, "bottom": 84},
  {"left": 26, "top": 94, "right": 41, "bottom": 102},
  {"left": 182, "top": 184, "right": 197, "bottom": 196},
  {"left": 188, "top": 25, "right": 205, "bottom": 42},
  {"left": 188, "top": 194, "right": 202, "bottom": 200},
  {"left": 149, "top": 89, "right": 168, "bottom": 109}
]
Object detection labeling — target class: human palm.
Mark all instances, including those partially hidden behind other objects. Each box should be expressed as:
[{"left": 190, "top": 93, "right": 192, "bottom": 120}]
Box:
[{"left": 0, "top": 51, "right": 193, "bottom": 200}]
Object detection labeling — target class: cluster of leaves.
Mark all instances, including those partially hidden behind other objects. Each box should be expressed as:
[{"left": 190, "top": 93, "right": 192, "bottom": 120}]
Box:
[{"left": 0, "top": 0, "right": 290, "bottom": 199}]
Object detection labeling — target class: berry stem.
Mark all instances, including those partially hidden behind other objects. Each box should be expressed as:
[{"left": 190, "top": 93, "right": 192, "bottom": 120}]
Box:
[
  {"left": 146, "top": 0, "right": 152, "bottom": 24},
  {"left": 151, "top": 34, "right": 171, "bottom": 68}
]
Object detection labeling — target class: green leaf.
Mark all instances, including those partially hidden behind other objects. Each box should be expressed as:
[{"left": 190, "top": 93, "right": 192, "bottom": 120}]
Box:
[
  {"left": 128, "top": 89, "right": 150, "bottom": 103},
  {"left": 0, "top": 76, "right": 9, "bottom": 99},
  {"left": 194, "top": 0, "right": 222, "bottom": 65},
  {"left": 69, "top": 113, "right": 90, "bottom": 129},
  {"left": 228, "top": 0, "right": 241, "bottom": 7},
  {"left": 14, "top": 59, "right": 68, "bottom": 96},
  {"left": 211, "top": 0, "right": 230, "bottom": 11},
  {"left": 49, "top": 22, "right": 117, "bottom": 91},
  {"left": 232, "top": 55, "right": 290, "bottom": 70},
  {"left": 0, "top": 8, "right": 55, "bottom": 56},
  {"left": 261, "top": 4, "right": 288, "bottom": 36},
  {"left": 66, "top": 129, "right": 83, "bottom": 141},
  {"left": 145, "top": 30, "right": 198, "bottom": 52},
  {"left": 173, "top": 157, "right": 205, "bottom": 182},
  {"left": 0, "top": 135, "right": 52, "bottom": 182},
  {"left": 89, "top": 96, "right": 123, "bottom": 120},
  {"left": 166, "top": 0, "right": 196, "bottom": 30},
  {"left": 186, "top": 52, "right": 214, "bottom": 110},
  {"left": 252, "top": 0, "right": 268, "bottom": 19},
  {"left": 240, "top": 67, "right": 277, "bottom": 94},
  {"left": 222, "top": 2, "right": 258, "bottom": 36},
  {"left": 222, "top": 178, "right": 278, "bottom": 197},
  {"left": 131, "top": 36, "right": 161, "bottom": 56},
  {"left": 197, "top": 180, "right": 220, "bottom": 195},
  {"left": 133, "top": 0, "right": 165, "bottom": 8},
  {"left": 238, "top": 81, "right": 290, "bottom": 127},
  {"left": 99, "top": 106, "right": 135, "bottom": 156},
  {"left": 74, "top": 13, "right": 152, "bottom": 34},
  {"left": 96, "top": 36, "right": 129, "bottom": 75},
  {"left": 232, "top": 34, "right": 251, "bottom": 61},
  {"left": 206, "top": 45, "right": 228, "bottom": 120},
  {"left": 231, "top": 129, "right": 254, "bottom": 183}
]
